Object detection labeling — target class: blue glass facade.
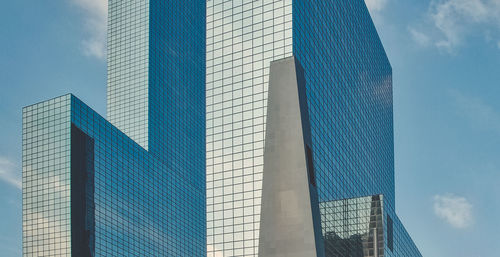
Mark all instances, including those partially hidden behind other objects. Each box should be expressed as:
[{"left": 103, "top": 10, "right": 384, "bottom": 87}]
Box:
[
  {"left": 294, "top": 0, "right": 394, "bottom": 207},
  {"left": 21, "top": 0, "right": 422, "bottom": 256},
  {"left": 147, "top": 0, "right": 206, "bottom": 178},
  {"left": 23, "top": 0, "right": 206, "bottom": 256},
  {"left": 293, "top": 1, "right": 420, "bottom": 256},
  {"left": 107, "top": 0, "right": 206, "bottom": 182},
  {"left": 320, "top": 195, "right": 421, "bottom": 257},
  {"left": 206, "top": 0, "right": 421, "bottom": 256},
  {"left": 23, "top": 95, "right": 205, "bottom": 256}
]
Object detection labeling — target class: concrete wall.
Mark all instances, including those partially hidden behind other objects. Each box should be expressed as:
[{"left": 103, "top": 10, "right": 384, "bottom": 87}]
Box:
[{"left": 258, "top": 56, "right": 324, "bottom": 257}]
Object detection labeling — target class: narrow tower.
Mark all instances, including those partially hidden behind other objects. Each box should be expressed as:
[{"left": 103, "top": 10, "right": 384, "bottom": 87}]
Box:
[{"left": 259, "top": 57, "right": 324, "bottom": 257}]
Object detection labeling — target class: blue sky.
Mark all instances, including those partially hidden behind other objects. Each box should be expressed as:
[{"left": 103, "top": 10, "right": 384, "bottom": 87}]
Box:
[{"left": 1, "top": 0, "right": 499, "bottom": 256}]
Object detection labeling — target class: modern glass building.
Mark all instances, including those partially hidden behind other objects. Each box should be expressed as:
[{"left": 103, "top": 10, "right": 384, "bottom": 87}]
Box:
[
  {"left": 320, "top": 195, "right": 421, "bottom": 257},
  {"left": 205, "top": 0, "right": 421, "bottom": 256},
  {"left": 22, "top": 0, "right": 206, "bottom": 256}
]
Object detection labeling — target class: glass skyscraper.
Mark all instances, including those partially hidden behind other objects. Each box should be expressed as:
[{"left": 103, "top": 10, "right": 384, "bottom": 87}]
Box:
[
  {"left": 205, "top": 1, "right": 421, "bottom": 256},
  {"left": 22, "top": 0, "right": 206, "bottom": 256},
  {"left": 22, "top": 0, "right": 422, "bottom": 256}
]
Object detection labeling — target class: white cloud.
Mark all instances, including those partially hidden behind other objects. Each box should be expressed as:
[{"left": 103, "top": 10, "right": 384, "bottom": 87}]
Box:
[
  {"left": 409, "top": 27, "right": 431, "bottom": 46},
  {"left": 433, "top": 194, "right": 474, "bottom": 229},
  {"left": 71, "top": 0, "right": 108, "bottom": 59},
  {"left": 415, "top": 0, "right": 500, "bottom": 52},
  {"left": 365, "top": 0, "right": 388, "bottom": 12},
  {"left": 0, "top": 157, "right": 21, "bottom": 190}
]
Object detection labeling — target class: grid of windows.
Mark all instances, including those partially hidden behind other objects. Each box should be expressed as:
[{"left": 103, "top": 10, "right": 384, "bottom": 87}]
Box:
[
  {"left": 292, "top": 2, "right": 421, "bottom": 255},
  {"left": 23, "top": 94, "right": 206, "bottom": 256},
  {"left": 71, "top": 95, "right": 205, "bottom": 256},
  {"left": 107, "top": 0, "right": 149, "bottom": 149},
  {"left": 206, "top": 0, "right": 292, "bottom": 256},
  {"left": 294, "top": 0, "right": 395, "bottom": 211},
  {"left": 24, "top": 0, "right": 207, "bottom": 255},
  {"left": 320, "top": 195, "right": 422, "bottom": 257},
  {"left": 383, "top": 203, "right": 422, "bottom": 257},
  {"left": 22, "top": 95, "right": 72, "bottom": 257},
  {"left": 148, "top": 0, "right": 206, "bottom": 185},
  {"left": 207, "top": 0, "right": 421, "bottom": 256},
  {"left": 107, "top": 0, "right": 206, "bottom": 177},
  {"left": 321, "top": 195, "right": 385, "bottom": 257}
]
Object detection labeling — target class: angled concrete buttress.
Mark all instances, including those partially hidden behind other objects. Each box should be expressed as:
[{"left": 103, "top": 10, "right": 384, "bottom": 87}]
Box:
[{"left": 258, "top": 56, "right": 325, "bottom": 257}]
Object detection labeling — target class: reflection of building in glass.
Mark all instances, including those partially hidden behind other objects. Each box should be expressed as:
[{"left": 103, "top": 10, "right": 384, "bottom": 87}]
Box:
[
  {"left": 321, "top": 195, "right": 385, "bottom": 257},
  {"left": 22, "top": 0, "right": 206, "bottom": 256},
  {"left": 206, "top": 1, "right": 422, "bottom": 257},
  {"left": 320, "top": 194, "right": 419, "bottom": 257}
]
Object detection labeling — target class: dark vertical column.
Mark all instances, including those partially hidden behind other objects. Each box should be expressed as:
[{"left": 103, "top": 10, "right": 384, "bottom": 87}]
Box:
[
  {"left": 258, "top": 56, "right": 324, "bottom": 257},
  {"left": 71, "top": 124, "right": 95, "bottom": 257},
  {"left": 387, "top": 214, "right": 394, "bottom": 252}
]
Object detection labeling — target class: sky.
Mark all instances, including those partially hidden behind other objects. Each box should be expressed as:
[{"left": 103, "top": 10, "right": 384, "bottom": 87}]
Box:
[{"left": 1, "top": 0, "right": 499, "bottom": 256}]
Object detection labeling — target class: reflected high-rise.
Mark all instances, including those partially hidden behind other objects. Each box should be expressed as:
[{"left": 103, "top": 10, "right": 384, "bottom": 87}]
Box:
[
  {"left": 205, "top": 1, "right": 421, "bottom": 256},
  {"left": 22, "top": 0, "right": 206, "bottom": 256}
]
